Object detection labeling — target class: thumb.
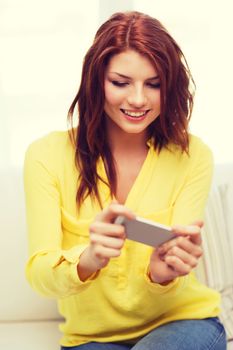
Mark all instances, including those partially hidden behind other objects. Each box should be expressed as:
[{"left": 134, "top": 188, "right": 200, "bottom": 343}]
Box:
[
  {"left": 191, "top": 220, "right": 204, "bottom": 228},
  {"left": 188, "top": 220, "right": 204, "bottom": 245}
]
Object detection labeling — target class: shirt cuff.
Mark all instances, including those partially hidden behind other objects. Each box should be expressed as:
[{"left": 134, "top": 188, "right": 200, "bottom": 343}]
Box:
[
  {"left": 144, "top": 266, "right": 189, "bottom": 295},
  {"left": 52, "top": 245, "right": 100, "bottom": 285}
]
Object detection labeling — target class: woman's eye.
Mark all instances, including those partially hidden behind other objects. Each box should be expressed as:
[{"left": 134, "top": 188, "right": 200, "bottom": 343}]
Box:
[
  {"left": 111, "top": 81, "right": 128, "bottom": 87},
  {"left": 147, "top": 82, "right": 161, "bottom": 89}
]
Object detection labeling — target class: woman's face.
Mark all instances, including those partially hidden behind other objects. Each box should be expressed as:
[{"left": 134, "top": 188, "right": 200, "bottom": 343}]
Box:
[{"left": 104, "top": 49, "right": 160, "bottom": 136}]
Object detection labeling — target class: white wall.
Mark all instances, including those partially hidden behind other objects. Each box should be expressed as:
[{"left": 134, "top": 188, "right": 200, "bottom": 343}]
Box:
[
  {"left": 0, "top": 0, "right": 99, "bottom": 167},
  {"left": 1, "top": 0, "right": 232, "bottom": 167}
]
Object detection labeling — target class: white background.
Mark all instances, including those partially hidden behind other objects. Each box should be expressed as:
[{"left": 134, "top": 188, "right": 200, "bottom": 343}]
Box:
[{"left": 1, "top": 0, "right": 233, "bottom": 167}]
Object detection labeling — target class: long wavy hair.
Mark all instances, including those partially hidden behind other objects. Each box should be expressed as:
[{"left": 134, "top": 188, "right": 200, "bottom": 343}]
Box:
[{"left": 67, "top": 11, "right": 195, "bottom": 209}]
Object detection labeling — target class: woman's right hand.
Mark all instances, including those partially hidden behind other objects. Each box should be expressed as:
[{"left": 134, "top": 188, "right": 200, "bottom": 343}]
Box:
[{"left": 77, "top": 201, "right": 135, "bottom": 281}]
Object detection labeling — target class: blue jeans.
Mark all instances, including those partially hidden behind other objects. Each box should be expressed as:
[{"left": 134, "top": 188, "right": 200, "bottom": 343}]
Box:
[{"left": 61, "top": 317, "right": 227, "bottom": 350}]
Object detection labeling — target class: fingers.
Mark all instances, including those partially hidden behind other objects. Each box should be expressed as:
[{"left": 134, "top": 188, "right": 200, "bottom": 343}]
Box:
[
  {"left": 156, "top": 221, "right": 204, "bottom": 278},
  {"left": 90, "top": 232, "right": 125, "bottom": 250},
  {"left": 158, "top": 235, "right": 203, "bottom": 259},
  {"left": 93, "top": 245, "right": 123, "bottom": 259},
  {"left": 88, "top": 202, "right": 135, "bottom": 264},
  {"left": 90, "top": 221, "right": 125, "bottom": 238},
  {"left": 95, "top": 201, "right": 135, "bottom": 223},
  {"left": 164, "top": 246, "right": 199, "bottom": 269},
  {"left": 89, "top": 230, "right": 125, "bottom": 261},
  {"left": 164, "top": 255, "right": 192, "bottom": 275},
  {"left": 89, "top": 222, "right": 126, "bottom": 259},
  {"left": 149, "top": 220, "right": 204, "bottom": 284},
  {"left": 88, "top": 227, "right": 125, "bottom": 264},
  {"left": 171, "top": 221, "right": 203, "bottom": 245}
]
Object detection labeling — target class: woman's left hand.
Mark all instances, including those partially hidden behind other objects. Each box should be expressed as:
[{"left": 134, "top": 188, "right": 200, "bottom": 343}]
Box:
[{"left": 148, "top": 220, "right": 204, "bottom": 285}]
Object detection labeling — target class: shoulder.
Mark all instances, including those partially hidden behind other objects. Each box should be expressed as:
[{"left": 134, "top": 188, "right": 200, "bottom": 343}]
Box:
[
  {"left": 24, "top": 130, "right": 76, "bottom": 183},
  {"left": 182, "top": 134, "right": 214, "bottom": 180},
  {"left": 25, "top": 130, "right": 73, "bottom": 160},
  {"left": 157, "top": 134, "right": 214, "bottom": 182},
  {"left": 166, "top": 133, "right": 213, "bottom": 165},
  {"left": 187, "top": 134, "right": 214, "bottom": 172},
  {"left": 188, "top": 134, "right": 213, "bottom": 159},
  {"left": 26, "top": 130, "right": 71, "bottom": 153},
  {"left": 24, "top": 130, "right": 75, "bottom": 177}
]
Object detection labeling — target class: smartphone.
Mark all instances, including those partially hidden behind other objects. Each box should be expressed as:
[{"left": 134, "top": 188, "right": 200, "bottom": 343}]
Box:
[{"left": 114, "top": 215, "right": 176, "bottom": 247}]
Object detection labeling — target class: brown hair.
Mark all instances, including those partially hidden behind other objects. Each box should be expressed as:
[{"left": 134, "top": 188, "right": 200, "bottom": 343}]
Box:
[{"left": 67, "top": 11, "right": 195, "bottom": 209}]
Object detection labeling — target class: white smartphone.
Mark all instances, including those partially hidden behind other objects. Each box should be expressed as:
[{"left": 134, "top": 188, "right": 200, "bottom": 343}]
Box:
[{"left": 114, "top": 215, "right": 176, "bottom": 247}]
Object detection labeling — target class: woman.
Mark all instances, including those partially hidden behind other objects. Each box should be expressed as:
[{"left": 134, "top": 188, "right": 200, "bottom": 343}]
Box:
[{"left": 24, "top": 11, "right": 227, "bottom": 349}]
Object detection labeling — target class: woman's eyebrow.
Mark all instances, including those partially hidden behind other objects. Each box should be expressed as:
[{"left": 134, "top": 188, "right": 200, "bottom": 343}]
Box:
[
  {"left": 110, "top": 72, "right": 159, "bottom": 80},
  {"left": 146, "top": 76, "right": 160, "bottom": 81}
]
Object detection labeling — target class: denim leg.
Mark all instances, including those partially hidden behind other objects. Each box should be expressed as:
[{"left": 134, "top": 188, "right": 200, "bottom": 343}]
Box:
[
  {"left": 61, "top": 342, "right": 132, "bottom": 350},
  {"left": 131, "top": 317, "right": 227, "bottom": 350}
]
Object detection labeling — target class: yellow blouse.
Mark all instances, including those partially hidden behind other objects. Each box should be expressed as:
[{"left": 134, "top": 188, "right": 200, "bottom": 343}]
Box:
[{"left": 24, "top": 131, "right": 220, "bottom": 346}]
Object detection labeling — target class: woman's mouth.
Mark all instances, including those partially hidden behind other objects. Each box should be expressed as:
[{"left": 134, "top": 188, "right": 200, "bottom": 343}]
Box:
[{"left": 120, "top": 108, "right": 150, "bottom": 119}]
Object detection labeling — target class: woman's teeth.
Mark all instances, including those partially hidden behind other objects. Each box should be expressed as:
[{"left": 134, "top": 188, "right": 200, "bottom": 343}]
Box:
[{"left": 121, "top": 109, "right": 148, "bottom": 118}]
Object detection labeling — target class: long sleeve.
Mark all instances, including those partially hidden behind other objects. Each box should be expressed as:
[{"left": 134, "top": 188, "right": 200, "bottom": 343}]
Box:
[
  {"left": 171, "top": 138, "right": 214, "bottom": 226},
  {"left": 24, "top": 135, "right": 97, "bottom": 299},
  {"left": 143, "top": 137, "right": 214, "bottom": 294}
]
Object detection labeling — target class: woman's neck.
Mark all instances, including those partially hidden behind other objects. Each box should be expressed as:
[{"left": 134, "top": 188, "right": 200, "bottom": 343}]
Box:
[{"left": 106, "top": 123, "right": 149, "bottom": 157}]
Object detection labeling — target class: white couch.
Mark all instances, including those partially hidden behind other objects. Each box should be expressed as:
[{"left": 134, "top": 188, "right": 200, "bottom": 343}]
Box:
[{"left": 0, "top": 164, "right": 232, "bottom": 349}]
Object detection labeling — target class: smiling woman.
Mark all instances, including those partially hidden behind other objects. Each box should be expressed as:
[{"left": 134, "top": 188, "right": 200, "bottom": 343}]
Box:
[
  {"left": 24, "top": 11, "right": 227, "bottom": 350},
  {"left": 67, "top": 11, "right": 194, "bottom": 208},
  {"left": 104, "top": 50, "right": 161, "bottom": 135}
]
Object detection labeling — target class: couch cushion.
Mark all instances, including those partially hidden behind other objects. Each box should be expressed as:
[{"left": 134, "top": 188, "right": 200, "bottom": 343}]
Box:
[
  {"left": 201, "top": 184, "right": 233, "bottom": 289},
  {"left": 0, "top": 167, "right": 61, "bottom": 321},
  {"left": 0, "top": 321, "right": 61, "bottom": 349},
  {"left": 214, "top": 163, "right": 233, "bottom": 245},
  {"left": 195, "top": 181, "right": 233, "bottom": 340}
]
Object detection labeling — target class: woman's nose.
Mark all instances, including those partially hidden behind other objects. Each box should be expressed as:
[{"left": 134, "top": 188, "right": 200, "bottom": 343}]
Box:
[{"left": 127, "top": 87, "right": 147, "bottom": 108}]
